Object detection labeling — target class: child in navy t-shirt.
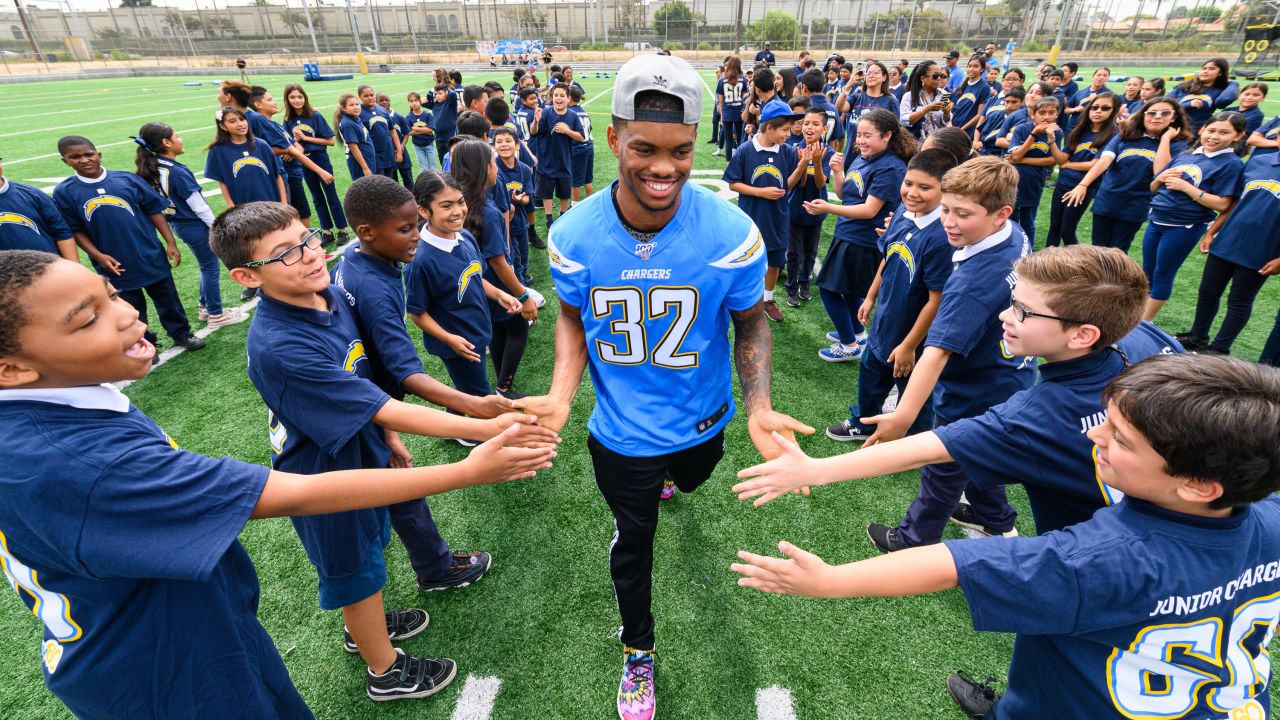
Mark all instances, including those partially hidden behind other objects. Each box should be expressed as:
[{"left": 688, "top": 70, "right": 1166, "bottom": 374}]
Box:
[
  {"left": 494, "top": 128, "right": 536, "bottom": 285},
  {"left": 1006, "top": 98, "right": 1066, "bottom": 243},
  {"left": 532, "top": 84, "right": 585, "bottom": 222},
  {"left": 0, "top": 160, "right": 76, "bottom": 260},
  {"left": 733, "top": 353, "right": 1279, "bottom": 720},
  {"left": 784, "top": 107, "right": 836, "bottom": 305}
]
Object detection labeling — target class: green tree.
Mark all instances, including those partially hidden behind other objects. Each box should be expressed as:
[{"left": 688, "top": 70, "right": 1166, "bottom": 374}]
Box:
[
  {"left": 1186, "top": 3, "right": 1223, "bottom": 21},
  {"left": 96, "top": 26, "right": 123, "bottom": 39},
  {"left": 977, "top": 2, "right": 1021, "bottom": 37},
  {"left": 866, "top": 8, "right": 952, "bottom": 48},
  {"left": 653, "top": 0, "right": 699, "bottom": 41},
  {"left": 748, "top": 10, "right": 800, "bottom": 50},
  {"left": 280, "top": 9, "right": 323, "bottom": 36},
  {"left": 118, "top": 0, "right": 152, "bottom": 7}
]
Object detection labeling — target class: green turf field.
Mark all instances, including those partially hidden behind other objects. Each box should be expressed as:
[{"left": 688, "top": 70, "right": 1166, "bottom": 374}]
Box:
[{"left": 0, "top": 66, "right": 1277, "bottom": 719}]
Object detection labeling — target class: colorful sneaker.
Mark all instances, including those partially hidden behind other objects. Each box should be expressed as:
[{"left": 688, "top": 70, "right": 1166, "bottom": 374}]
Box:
[
  {"left": 366, "top": 648, "right": 457, "bottom": 701},
  {"left": 206, "top": 308, "right": 248, "bottom": 328},
  {"left": 616, "top": 647, "right": 656, "bottom": 720},
  {"left": 866, "top": 523, "right": 908, "bottom": 554},
  {"left": 197, "top": 305, "right": 209, "bottom": 322},
  {"left": 343, "top": 608, "right": 430, "bottom": 653},
  {"left": 818, "top": 343, "right": 864, "bottom": 362},
  {"left": 763, "top": 299, "right": 784, "bottom": 322},
  {"left": 660, "top": 478, "right": 676, "bottom": 501},
  {"left": 826, "top": 330, "right": 841, "bottom": 344},
  {"left": 418, "top": 552, "right": 492, "bottom": 592},
  {"left": 946, "top": 670, "right": 1001, "bottom": 719}
]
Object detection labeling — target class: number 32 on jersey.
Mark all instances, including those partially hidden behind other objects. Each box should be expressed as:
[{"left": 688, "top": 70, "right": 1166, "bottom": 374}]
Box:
[{"left": 591, "top": 286, "right": 699, "bottom": 369}]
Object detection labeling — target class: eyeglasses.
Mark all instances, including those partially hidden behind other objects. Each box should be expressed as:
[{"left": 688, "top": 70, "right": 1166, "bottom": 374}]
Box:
[
  {"left": 1145, "top": 109, "right": 1175, "bottom": 118},
  {"left": 1009, "top": 297, "right": 1088, "bottom": 325},
  {"left": 241, "top": 228, "right": 324, "bottom": 268},
  {"left": 930, "top": 73, "right": 948, "bottom": 79}
]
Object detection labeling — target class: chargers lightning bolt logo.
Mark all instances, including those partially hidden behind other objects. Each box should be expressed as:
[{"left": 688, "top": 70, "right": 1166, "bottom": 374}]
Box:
[
  {"left": 457, "top": 261, "right": 482, "bottom": 302},
  {"left": 0, "top": 212, "right": 39, "bottom": 233},
  {"left": 885, "top": 241, "right": 916, "bottom": 281},
  {"left": 83, "top": 196, "right": 135, "bottom": 222},
  {"left": 750, "top": 164, "right": 784, "bottom": 184},
  {"left": 342, "top": 340, "right": 367, "bottom": 373},
  {"left": 231, "top": 156, "right": 270, "bottom": 178},
  {"left": 1117, "top": 148, "right": 1157, "bottom": 162},
  {"left": 1243, "top": 179, "right": 1280, "bottom": 199}
]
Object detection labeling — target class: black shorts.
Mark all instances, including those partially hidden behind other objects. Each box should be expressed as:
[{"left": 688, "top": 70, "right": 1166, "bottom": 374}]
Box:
[
  {"left": 817, "top": 241, "right": 881, "bottom": 296},
  {"left": 536, "top": 172, "right": 572, "bottom": 201}
]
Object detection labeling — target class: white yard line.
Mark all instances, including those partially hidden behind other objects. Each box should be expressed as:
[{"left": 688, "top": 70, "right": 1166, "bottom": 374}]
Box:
[
  {"left": 0, "top": 105, "right": 216, "bottom": 139},
  {"left": 756, "top": 686, "right": 798, "bottom": 720},
  {"left": 449, "top": 676, "right": 503, "bottom": 720}
]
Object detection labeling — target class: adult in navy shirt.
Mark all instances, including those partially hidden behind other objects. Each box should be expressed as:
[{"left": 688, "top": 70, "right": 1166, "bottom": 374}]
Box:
[
  {"left": 1183, "top": 150, "right": 1280, "bottom": 354},
  {"left": 54, "top": 140, "right": 199, "bottom": 350},
  {"left": 838, "top": 64, "right": 900, "bottom": 143},
  {"left": 754, "top": 42, "right": 776, "bottom": 66},
  {"left": 1065, "top": 97, "right": 1190, "bottom": 252},
  {"left": 0, "top": 384, "right": 312, "bottom": 720},
  {"left": 1168, "top": 58, "right": 1240, "bottom": 132},
  {"left": 1142, "top": 134, "right": 1245, "bottom": 316},
  {"left": 0, "top": 158, "right": 76, "bottom": 259},
  {"left": 358, "top": 86, "right": 400, "bottom": 178}
]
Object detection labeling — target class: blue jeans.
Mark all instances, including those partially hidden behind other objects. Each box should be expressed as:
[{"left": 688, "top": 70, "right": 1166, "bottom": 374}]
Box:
[
  {"left": 722, "top": 120, "right": 744, "bottom": 163},
  {"left": 1141, "top": 220, "right": 1209, "bottom": 301},
  {"left": 413, "top": 144, "right": 440, "bottom": 173},
  {"left": 172, "top": 220, "right": 224, "bottom": 316},
  {"left": 302, "top": 153, "right": 346, "bottom": 231},
  {"left": 820, "top": 287, "right": 865, "bottom": 344},
  {"left": 1014, "top": 204, "right": 1038, "bottom": 245},
  {"left": 849, "top": 347, "right": 934, "bottom": 435}
]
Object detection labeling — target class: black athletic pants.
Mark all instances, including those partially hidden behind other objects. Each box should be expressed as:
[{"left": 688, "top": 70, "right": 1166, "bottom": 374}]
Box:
[
  {"left": 118, "top": 276, "right": 192, "bottom": 345},
  {"left": 587, "top": 429, "right": 725, "bottom": 652}
]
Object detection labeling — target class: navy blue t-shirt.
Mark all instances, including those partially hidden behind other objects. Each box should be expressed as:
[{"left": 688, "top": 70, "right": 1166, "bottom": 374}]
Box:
[
  {"left": 476, "top": 199, "right": 517, "bottom": 317},
  {"left": 926, "top": 223, "right": 1035, "bottom": 422},
  {"left": 535, "top": 105, "right": 584, "bottom": 179},
  {"left": 936, "top": 321, "right": 1181, "bottom": 534},
  {"left": 1148, "top": 148, "right": 1244, "bottom": 226},
  {"left": 498, "top": 158, "right": 535, "bottom": 240},
  {"left": 1248, "top": 114, "right": 1280, "bottom": 163},
  {"left": 844, "top": 92, "right": 900, "bottom": 150},
  {"left": 514, "top": 103, "right": 540, "bottom": 158},
  {"left": 204, "top": 140, "right": 284, "bottom": 205},
  {"left": 338, "top": 113, "right": 377, "bottom": 169},
  {"left": 807, "top": 93, "right": 845, "bottom": 145},
  {"left": 831, "top": 151, "right": 906, "bottom": 249},
  {"left": 405, "top": 108, "right": 435, "bottom": 147},
  {"left": 426, "top": 89, "right": 460, "bottom": 138},
  {"left": 283, "top": 111, "right": 336, "bottom": 159},
  {"left": 1010, "top": 123, "right": 1064, "bottom": 207},
  {"left": 154, "top": 156, "right": 204, "bottom": 225},
  {"left": 52, "top": 170, "right": 171, "bottom": 291},
  {"left": 868, "top": 206, "right": 952, "bottom": 362},
  {"left": 1210, "top": 150, "right": 1280, "bottom": 270},
  {"left": 246, "top": 108, "right": 302, "bottom": 179},
  {"left": 360, "top": 105, "right": 398, "bottom": 171},
  {"left": 1169, "top": 81, "right": 1239, "bottom": 131},
  {"left": 716, "top": 77, "right": 749, "bottom": 114},
  {"left": 949, "top": 78, "right": 992, "bottom": 130},
  {"left": 0, "top": 389, "right": 311, "bottom": 720},
  {"left": 1057, "top": 128, "right": 1105, "bottom": 191},
  {"left": 331, "top": 247, "right": 424, "bottom": 400},
  {"left": 570, "top": 105, "right": 594, "bottom": 156},
  {"left": 787, "top": 144, "right": 837, "bottom": 227},
  {"left": 0, "top": 179, "right": 72, "bottom": 254},
  {"left": 405, "top": 229, "right": 493, "bottom": 357},
  {"left": 723, "top": 138, "right": 798, "bottom": 253},
  {"left": 1092, "top": 135, "right": 1189, "bottom": 222},
  {"left": 948, "top": 496, "right": 1280, "bottom": 720},
  {"left": 977, "top": 105, "right": 1016, "bottom": 156}
]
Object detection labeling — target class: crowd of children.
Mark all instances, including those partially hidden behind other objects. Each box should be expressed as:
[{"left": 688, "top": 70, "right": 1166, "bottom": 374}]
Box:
[{"left": 0, "top": 48, "right": 1279, "bottom": 720}]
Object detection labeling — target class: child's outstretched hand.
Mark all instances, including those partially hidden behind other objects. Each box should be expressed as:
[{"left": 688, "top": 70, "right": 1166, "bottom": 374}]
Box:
[
  {"left": 464, "top": 423, "right": 557, "bottom": 483},
  {"left": 731, "top": 541, "right": 833, "bottom": 597},
  {"left": 446, "top": 333, "right": 482, "bottom": 362},
  {"left": 482, "top": 412, "right": 561, "bottom": 448},
  {"left": 733, "top": 431, "right": 815, "bottom": 506},
  {"left": 803, "top": 198, "right": 832, "bottom": 216}
]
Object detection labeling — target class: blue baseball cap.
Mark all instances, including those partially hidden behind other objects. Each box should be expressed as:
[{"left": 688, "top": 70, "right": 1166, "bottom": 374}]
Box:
[{"left": 759, "top": 97, "right": 803, "bottom": 124}]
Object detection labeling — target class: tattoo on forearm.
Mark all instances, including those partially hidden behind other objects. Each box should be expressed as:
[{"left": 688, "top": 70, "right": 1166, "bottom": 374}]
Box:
[{"left": 732, "top": 304, "right": 773, "bottom": 414}]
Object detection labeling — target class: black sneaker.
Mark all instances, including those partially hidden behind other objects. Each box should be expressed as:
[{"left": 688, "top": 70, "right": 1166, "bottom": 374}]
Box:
[
  {"left": 798, "top": 286, "right": 812, "bottom": 301},
  {"left": 826, "top": 419, "right": 872, "bottom": 443},
  {"left": 453, "top": 437, "right": 479, "bottom": 448},
  {"left": 366, "top": 648, "right": 457, "bottom": 702},
  {"left": 418, "top": 551, "right": 492, "bottom": 592},
  {"left": 866, "top": 523, "right": 908, "bottom": 554},
  {"left": 336, "top": 228, "right": 353, "bottom": 246},
  {"left": 240, "top": 287, "right": 257, "bottom": 302},
  {"left": 320, "top": 229, "right": 336, "bottom": 249},
  {"left": 343, "top": 608, "right": 430, "bottom": 653},
  {"left": 946, "top": 671, "right": 1000, "bottom": 719},
  {"left": 1174, "top": 332, "right": 1209, "bottom": 352},
  {"left": 497, "top": 386, "right": 526, "bottom": 401},
  {"left": 949, "top": 502, "right": 1020, "bottom": 538},
  {"left": 785, "top": 290, "right": 801, "bottom": 308},
  {"left": 522, "top": 274, "right": 535, "bottom": 285},
  {"left": 174, "top": 335, "right": 206, "bottom": 351},
  {"left": 528, "top": 226, "right": 547, "bottom": 249}
]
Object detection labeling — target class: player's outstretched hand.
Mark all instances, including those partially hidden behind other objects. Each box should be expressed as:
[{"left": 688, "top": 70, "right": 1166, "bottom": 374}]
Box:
[
  {"left": 464, "top": 423, "right": 557, "bottom": 483},
  {"left": 483, "top": 412, "right": 561, "bottom": 448},
  {"left": 731, "top": 541, "right": 833, "bottom": 597},
  {"left": 468, "top": 393, "right": 517, "bottom": 420},
  {"left": 513, "top": 395, "right": 571, "bottom": 433},
  {"left": 748, "top": 410, "right": 816, "bottom": 461},
  {"left": 733, "top": 431, "right": 814, "bottom": 506},
  {"left": 859, "top": 410, "right": 909, "bottom": 446}
]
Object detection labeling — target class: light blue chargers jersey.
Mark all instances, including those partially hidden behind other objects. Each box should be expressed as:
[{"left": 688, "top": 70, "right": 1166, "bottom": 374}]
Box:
[{"left": 548, "top": 181, "right": 765, "bottom": 457}]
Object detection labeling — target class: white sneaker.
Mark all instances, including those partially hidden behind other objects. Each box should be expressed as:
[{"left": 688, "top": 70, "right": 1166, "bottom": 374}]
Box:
[
  {"left": 711, "top": 149, "right": 723, "bottom": 157},
  {"left": 206, "top": 308, "right": 248, "bottom": 328},
  {"left": 197, "top": 305, "right": 209, "bottom": 322},
  {"left": 527, "top": 287, "right": 546, "bottom": 308}
]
